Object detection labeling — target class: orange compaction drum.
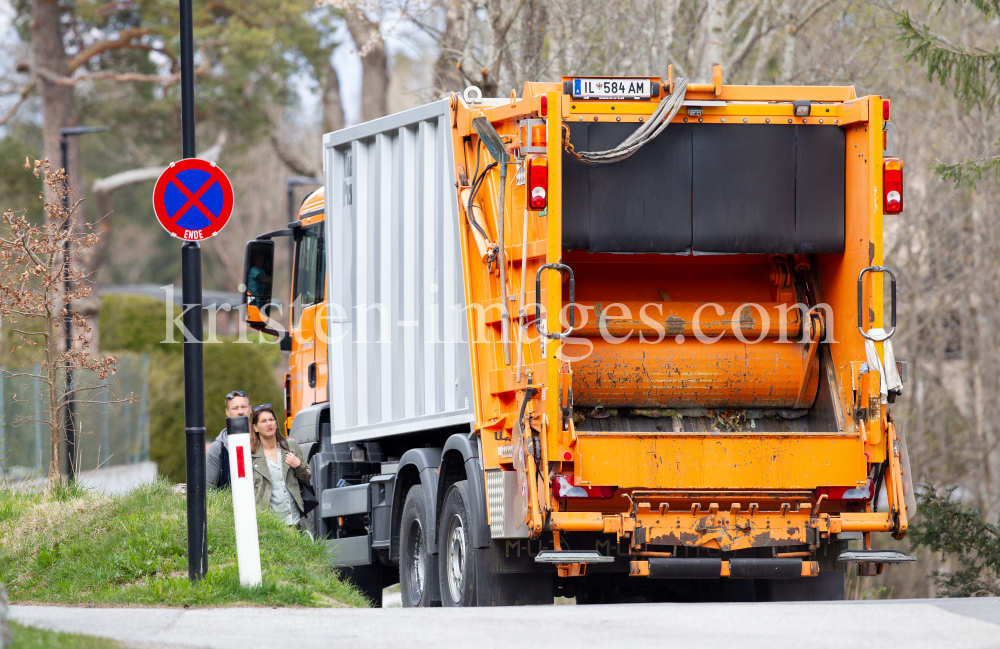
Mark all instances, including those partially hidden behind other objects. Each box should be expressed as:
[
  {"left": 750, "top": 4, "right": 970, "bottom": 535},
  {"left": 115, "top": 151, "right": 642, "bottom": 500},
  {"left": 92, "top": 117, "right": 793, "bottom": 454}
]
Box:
[{"left": 565, "top": 336, "right": 820, "bottom": 410}]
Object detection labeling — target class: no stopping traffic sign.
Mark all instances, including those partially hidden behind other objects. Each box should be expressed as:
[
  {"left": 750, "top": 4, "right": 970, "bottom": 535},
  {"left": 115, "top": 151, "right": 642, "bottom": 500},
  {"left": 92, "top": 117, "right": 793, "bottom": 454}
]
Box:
[{"left": 153, "top": 158, "right": 234, "bottom": 240}]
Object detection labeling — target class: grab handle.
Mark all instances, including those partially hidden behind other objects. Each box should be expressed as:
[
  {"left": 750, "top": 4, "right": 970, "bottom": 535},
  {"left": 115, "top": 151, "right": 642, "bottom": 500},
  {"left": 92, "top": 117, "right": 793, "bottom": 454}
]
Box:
[
  {"left": 857, "top": 265, "right": 896, "bottom": 340},
  {"left": 535, "top": 263, "right": 575, "bottom": 339}
]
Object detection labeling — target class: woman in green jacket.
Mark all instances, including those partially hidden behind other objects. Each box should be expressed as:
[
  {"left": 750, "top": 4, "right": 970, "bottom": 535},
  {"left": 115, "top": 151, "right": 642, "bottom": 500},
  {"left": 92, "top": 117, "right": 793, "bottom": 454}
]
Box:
[{"left": 250, "top": 404, "right": 311, "bottom": 527}]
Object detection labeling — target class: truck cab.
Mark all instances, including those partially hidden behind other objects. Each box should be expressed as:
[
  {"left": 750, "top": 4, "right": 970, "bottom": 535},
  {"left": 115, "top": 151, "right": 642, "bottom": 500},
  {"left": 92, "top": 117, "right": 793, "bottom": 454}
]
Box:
[{"left": 287, "top": 192, "right": 329, "bottom": 425}]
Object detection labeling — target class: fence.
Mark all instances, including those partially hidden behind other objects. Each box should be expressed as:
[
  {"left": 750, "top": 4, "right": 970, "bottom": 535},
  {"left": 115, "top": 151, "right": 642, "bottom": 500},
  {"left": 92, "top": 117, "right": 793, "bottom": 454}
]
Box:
[{"left": 0, "top": 354, "right": 150, "bottom": 481}]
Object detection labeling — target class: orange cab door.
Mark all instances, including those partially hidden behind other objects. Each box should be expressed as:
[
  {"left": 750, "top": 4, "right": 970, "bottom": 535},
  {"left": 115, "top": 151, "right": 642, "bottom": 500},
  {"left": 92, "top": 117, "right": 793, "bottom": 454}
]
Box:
[{"left": 289, "top": 223, "right": 325, "bottom": 416}]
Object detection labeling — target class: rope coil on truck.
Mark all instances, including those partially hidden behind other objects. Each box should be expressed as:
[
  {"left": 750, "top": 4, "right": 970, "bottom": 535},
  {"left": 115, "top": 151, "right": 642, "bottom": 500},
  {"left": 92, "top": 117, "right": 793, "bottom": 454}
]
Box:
[{"left": 564, "top": 77, "right": 688, "bottom": 165}]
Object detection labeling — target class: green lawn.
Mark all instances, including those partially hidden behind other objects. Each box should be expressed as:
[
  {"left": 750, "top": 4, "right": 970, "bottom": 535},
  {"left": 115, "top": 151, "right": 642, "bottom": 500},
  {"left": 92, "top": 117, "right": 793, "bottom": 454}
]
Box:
[
  {"left": 9, "top": 622, "right": 120, "bottom": 649},
  {"left": 0, "top": 479, "right": 368, "bottom": 608}
]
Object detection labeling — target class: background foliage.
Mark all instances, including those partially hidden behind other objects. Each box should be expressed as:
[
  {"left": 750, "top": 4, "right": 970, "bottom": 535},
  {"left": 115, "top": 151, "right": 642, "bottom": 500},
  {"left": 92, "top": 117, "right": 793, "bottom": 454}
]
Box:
[{"left": 100, "top": 295, "right": 284, "bottom": 482}]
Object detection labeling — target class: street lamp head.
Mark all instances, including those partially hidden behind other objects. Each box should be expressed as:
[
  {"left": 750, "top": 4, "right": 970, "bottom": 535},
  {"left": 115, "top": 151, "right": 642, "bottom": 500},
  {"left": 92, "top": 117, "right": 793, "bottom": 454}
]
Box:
[
  {"left": 286, "top": 176, "right": 322, "bottom": 187},
  {"left": 58, "top": 125, "right": 110, "bottom": 137}
]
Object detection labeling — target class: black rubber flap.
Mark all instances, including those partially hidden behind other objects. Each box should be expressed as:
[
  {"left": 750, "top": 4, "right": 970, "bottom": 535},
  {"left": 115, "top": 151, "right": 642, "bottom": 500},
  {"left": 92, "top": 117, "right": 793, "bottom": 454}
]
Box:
[
  {"left": 648, "top": 557, "right": 722, "bottom": 579},
  {"left": 561, "top": 123, "right": 693, "bottom": 253},
  {"left": 693, "top": 125, "right": 796, "bottom": 253},
  {"left": 795, "top": 125, "right": 846, "bottom": 253},
  {"left": 562, "top": 123, "right": 591, "bottom": 251},
  {"left": 728, "top": 558, "right": 803, "bottom": 580},
  {"left": 562, "top": 123, "right": 844, "bottom": 254}
]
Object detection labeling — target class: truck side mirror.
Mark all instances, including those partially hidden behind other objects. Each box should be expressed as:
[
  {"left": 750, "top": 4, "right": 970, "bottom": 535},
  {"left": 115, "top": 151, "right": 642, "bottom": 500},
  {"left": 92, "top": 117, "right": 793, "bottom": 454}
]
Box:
[{"left": 243, "top": 239, "right": 274, "bottom": 327}]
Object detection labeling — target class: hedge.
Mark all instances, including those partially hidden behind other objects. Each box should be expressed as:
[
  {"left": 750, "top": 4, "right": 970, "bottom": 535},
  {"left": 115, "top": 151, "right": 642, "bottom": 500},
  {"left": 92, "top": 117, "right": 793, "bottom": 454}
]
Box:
[{"left": 100, "top": 294, "right": 285, "bottom": 482}]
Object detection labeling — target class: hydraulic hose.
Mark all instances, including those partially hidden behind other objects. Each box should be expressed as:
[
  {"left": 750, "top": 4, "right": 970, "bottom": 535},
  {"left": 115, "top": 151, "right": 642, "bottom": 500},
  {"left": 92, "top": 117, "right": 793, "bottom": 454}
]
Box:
[{"left": 565, "top": 78, "right": 689, "bottom": 165}]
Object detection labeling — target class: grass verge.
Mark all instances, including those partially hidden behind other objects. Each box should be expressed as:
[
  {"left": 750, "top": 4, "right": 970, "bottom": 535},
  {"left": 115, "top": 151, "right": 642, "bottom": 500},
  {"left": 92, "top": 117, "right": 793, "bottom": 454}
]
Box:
[
  {"left": 0, "top": 479, "right": 368, "bottom": 608},
  {"left": 10, "top": 621, "right": 120, "bottom": 649}
]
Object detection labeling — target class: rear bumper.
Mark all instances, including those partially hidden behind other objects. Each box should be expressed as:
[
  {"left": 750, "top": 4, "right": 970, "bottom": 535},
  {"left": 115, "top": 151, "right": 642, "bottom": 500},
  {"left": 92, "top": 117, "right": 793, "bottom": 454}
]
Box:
[
  {"left": 547, "top": 509, "right": 893, "bottom": 553},
  {"left": 630, "top": 557, "right": 820, "bottom": 579}
]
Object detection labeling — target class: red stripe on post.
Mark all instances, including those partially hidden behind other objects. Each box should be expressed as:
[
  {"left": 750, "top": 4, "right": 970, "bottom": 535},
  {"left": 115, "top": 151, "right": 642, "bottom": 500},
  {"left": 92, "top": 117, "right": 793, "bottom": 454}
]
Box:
[{"left": 236, "top": 446, "right": 246, "bottom": 478}]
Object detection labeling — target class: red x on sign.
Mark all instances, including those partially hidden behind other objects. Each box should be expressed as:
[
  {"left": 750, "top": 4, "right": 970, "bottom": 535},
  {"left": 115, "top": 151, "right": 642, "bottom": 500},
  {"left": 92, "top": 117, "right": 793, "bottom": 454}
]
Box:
[{"left": 152, "top": 158, "right": 234, "bottom": 240}]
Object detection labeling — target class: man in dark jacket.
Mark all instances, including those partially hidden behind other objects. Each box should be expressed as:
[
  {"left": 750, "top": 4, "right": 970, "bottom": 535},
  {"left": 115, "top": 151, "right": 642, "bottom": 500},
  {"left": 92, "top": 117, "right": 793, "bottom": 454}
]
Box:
[{"left": 206, "top": 390, "right": 250, "bottom": 489}]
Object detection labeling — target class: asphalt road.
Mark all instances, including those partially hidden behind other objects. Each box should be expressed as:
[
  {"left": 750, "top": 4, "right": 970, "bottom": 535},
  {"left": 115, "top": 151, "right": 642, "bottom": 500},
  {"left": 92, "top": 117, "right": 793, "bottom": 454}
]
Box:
[{"left": 11, "top": 598, "right": 1000, "bottom": 649}]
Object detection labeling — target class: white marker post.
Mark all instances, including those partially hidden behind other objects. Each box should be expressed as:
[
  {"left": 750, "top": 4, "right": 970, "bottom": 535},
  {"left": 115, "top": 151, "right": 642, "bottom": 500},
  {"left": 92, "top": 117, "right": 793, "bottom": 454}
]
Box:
[{"left": 226, "top": 416, "right": 262, "bottom": 587}]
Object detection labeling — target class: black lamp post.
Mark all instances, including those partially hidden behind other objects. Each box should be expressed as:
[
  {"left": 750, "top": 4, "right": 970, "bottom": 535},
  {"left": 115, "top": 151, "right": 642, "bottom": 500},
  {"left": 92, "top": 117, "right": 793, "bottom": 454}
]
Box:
[{"left": 58, "top": 125, "right": 108, "bottom": 481}]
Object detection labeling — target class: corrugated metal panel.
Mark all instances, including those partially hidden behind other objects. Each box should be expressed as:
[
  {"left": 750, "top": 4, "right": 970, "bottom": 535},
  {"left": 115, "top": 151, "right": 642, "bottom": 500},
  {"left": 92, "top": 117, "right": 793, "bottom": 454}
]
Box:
[{"left": 323, "top": 100, "right": 474, "bottom": 443}]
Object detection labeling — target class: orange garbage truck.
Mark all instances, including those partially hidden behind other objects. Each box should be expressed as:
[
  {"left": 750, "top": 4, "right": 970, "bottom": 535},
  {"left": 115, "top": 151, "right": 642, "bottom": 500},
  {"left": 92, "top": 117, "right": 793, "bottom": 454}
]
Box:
[{"left": 242, "top": 67, "right": 916, "bottom": 606}]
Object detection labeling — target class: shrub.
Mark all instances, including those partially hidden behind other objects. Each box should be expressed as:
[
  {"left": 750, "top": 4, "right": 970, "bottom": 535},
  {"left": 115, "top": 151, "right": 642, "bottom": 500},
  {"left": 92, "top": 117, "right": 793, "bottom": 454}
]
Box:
[
  {"left": 909, "top": 484, "right": 1000, "bottom": 597},
  {"left": 100, "top": 294, "right": 182, "bottom": 355}
]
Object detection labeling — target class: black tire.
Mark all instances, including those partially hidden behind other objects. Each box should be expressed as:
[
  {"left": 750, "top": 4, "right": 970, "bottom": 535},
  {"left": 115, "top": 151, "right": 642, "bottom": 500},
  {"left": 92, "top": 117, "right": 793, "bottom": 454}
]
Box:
[
  {"left": 399, "top": 485, "right": 434, "bottom": 607},
  {"left": 438, "top": 481, "right": 476, "bottom": 607}
]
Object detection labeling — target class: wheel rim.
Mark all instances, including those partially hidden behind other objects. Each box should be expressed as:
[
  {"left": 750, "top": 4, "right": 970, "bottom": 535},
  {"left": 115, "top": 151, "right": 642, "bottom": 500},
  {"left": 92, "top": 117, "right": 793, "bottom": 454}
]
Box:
[
  {"left": 405, "top": 518, "right": 424, "bottom": 603},
  {"left": 446, "top": 515, "right": 466, "bottom": 602}
]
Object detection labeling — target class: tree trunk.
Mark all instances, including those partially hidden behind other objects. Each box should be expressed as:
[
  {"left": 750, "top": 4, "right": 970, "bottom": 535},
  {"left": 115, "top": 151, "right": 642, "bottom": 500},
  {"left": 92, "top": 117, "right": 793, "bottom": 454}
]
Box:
[
  {"left": 778, "top": 0, "right": 797, "bottom": 83},
  {"left": 697, "top": 0, "right": 726, "bottom": 81},
  {"left": 45, "top": 292, "right": 61, "bottom": 489},
  {"left": 32, "top": 0, "right": 79, "bottom": 363},
  {"left": 520, "top": 0, "right": 548, "bottom": 83},
  {"left": 433, "top": 0, "right": 465, "bottom": 95},
  {"left": 321, "top": 62, "right": 345, "bottom": 134},
  {"left": 32, "top": 0, "right": 78, "bottom": 194},
  {"left": 344, "top": 9, "right": 389, "bottom": 122}
]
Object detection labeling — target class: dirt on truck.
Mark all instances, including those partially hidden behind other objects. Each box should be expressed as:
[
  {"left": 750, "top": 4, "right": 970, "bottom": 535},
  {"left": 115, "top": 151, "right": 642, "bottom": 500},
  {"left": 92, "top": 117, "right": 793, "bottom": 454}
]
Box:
[{"left": 242, "top": 66, "right": 917, "bottom": 606}]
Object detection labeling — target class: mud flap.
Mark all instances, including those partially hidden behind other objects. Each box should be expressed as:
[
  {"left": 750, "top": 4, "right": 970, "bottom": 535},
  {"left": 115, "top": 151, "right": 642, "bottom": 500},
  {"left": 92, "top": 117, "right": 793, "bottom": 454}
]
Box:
[{"left": 473, "top": 545, "right": 553, "bottom": 605}]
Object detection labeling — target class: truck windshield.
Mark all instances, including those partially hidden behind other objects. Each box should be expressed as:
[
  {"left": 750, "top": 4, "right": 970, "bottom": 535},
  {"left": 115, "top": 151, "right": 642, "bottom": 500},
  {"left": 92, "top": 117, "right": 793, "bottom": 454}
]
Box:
[{"left": 292, "top": 224, "right": 324, "bottom": 327}]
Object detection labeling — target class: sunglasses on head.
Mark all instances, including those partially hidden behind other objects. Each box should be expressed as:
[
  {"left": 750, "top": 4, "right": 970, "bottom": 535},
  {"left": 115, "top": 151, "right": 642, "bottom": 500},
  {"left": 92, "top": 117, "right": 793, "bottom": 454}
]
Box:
[
  {"left": 226, "top": 390, "right": 248, "bottom": 402},
  {"left": 253, "top": 404, "right": 273, "bottom": 413}
]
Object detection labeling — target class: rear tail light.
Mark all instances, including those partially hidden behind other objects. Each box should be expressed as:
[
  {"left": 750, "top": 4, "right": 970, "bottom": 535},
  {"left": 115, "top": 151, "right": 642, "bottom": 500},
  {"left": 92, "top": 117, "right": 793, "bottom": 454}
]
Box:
[
  {"left": 540, "top": 95, "right": 548, "bottom": 117},
  {"left": 883, "top": 159, "right": 903, "bottom": 214},
  {"left": 817, "top": 479, "right": 874, "bottom": 502},
  {"left": 553, "top": 474, "right": 615, "bottom": 499},
  {"left": 526, "top": 155, "right": 548, "bottom": 211},
  {"left": 882, "top": 99, "right": 890, "bottom": 121}
]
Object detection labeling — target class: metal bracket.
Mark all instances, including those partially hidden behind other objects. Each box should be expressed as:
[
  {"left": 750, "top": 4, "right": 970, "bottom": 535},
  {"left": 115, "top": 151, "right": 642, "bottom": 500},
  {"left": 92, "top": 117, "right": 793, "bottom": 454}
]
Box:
[
  {"left": 518, "top": 118, "right": 547, "bottom": 155},
  {"left": 882, "top": 121, "right": 894, "bottom": 157},
  {"left": 838, "top": 549, "right": 915, "bottom": 563},
  {"left": 535, "top": 551, "right": 614, "bottom": 564}
]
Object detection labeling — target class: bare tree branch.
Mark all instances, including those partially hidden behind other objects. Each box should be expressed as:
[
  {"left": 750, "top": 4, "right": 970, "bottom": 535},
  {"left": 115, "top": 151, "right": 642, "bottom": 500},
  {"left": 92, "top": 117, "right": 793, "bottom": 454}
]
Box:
[{"left": 0, "top": 81, "right": 36, "bottom": 126}]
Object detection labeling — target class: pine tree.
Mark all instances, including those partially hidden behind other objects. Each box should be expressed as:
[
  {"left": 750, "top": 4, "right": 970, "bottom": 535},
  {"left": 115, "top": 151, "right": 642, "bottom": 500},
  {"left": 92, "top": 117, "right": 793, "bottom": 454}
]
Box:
[{"left": 898, "top": 1, "right": 1000, "bottom": 187}]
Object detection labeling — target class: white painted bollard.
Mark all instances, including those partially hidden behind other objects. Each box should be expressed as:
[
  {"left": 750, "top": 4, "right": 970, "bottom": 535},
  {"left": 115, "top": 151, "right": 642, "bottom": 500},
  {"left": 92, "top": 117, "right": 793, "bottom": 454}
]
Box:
[{"left": 226, "top": 416, "right": 262, "bottom": 587}]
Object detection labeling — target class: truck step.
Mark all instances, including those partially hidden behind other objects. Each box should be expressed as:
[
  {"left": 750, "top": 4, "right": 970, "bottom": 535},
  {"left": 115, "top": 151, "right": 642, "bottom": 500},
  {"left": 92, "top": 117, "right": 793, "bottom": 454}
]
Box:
[
  {"left": 837, "top": 550, "right": 916, "bottom": 563},
  {"left": 534, "top": 551, "right": 615, "bottom": 564}
]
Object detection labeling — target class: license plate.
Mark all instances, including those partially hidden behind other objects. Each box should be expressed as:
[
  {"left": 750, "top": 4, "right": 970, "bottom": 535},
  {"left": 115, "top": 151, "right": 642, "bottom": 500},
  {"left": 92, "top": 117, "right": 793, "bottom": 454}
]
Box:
[{"left": 572, "top": 78, "right": 651, "bottom": 100}]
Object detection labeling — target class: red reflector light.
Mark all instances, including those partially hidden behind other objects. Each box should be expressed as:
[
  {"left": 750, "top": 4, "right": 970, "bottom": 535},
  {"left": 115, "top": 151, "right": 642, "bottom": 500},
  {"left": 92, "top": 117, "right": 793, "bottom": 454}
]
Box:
[
  {"left": 553, "top": 474, "right": 614, "bottom": 499},
  {"left": 882, "top": 99, "right": 890, "bottom": 121},
  {"left": 817, "top": 479, "right": 873, "bottom": 501},
  {"left": 526, "top": 155, "right": 548, "bottom": 211},
  {"left": 540, "top": 95, "right": 548, "bottom": 117},
  {"left": 883, "top": 158, "right": 903, "bottom": 214}
]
